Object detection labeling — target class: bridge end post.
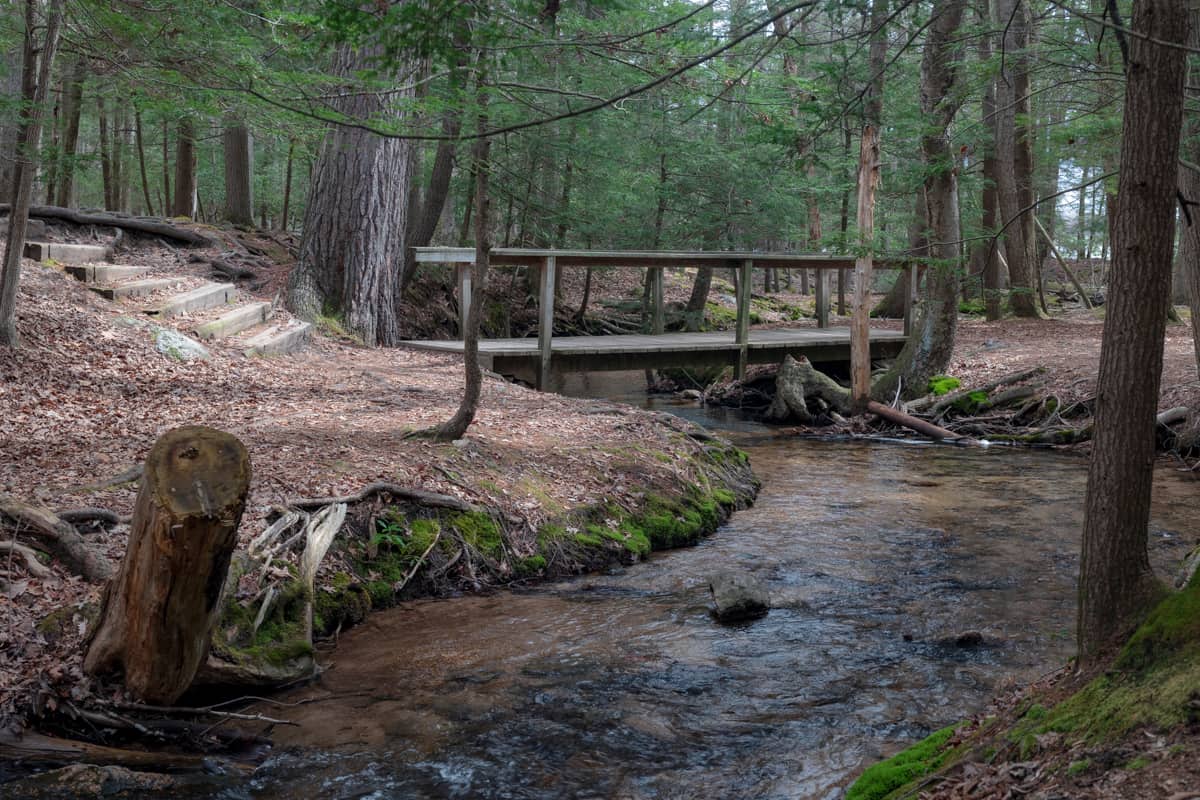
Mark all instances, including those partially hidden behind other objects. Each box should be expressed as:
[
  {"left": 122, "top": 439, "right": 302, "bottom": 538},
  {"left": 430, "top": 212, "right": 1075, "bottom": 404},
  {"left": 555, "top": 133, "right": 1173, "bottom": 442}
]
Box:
[
  {"left": 651, "top": 267, "right": 665, "bottom": 335},
  {"left": 537, "top": 255, "right": 557, "bottom": 390},
  {"left": 735, "top": 259, "right": 752, "bottom": 380},
  {"left": 458, "top": 263, "right": 472, "bottom": 340}
]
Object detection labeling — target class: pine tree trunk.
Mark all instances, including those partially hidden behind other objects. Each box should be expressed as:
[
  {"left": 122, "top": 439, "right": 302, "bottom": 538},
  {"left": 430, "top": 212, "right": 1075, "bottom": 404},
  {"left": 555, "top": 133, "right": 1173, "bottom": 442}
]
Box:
[
  {"left": 994, "top": 0, "right": 1042, "bottom": 317},
  {"left": 222, "top": 122, "right": 254, "bottom": 227},
  {"left": 1077, "top": 0, "right": 1188, "bottom": 660},
  {"left": 161, "top": 119, "right": 170, "bottom": 213},
  {"left": 84, "top": 426, "right": 250, "bottom": 704},
  {"left": 971, "top": 2, "right": 1004, "bottom": 320},
  {"left": 98, "top": 97, "right": 113, "bottom": 210},
  {"left": 279, "top": 137, "right": 295, "bottom": 231},
  {"left": 172, "top": 118, "right": 195, "bottom": 218},
  {"left": 134, "top": 109, "right": 154, "bottom": 215},
  {"left": 287, "top": 43, "right": 416, "bottom": 347},
  {"left": 684, "top": 265, "right": 713, "bottom": 331},
  {"left": 873, "top": 0, "right": 966, "bottom": 401},
  {"left": 0, "top": 34, "right": 20, "bottom": 206},
  {"left": 0, "top": 0, "right": 64, "bottom": 348},
  {"left": 53, "top": 56, "right": 83, "bottom": 208}
]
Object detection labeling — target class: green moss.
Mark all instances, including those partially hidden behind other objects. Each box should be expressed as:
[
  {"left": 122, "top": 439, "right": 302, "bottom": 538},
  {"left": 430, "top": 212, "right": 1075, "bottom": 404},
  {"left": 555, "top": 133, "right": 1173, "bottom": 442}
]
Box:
[
  {"left": 846, "top": 725, "right": 958, "bottom": 800},
  {"left": 958, "top": 298, "right": 987, "bottom": 315},
  {"left": 450, "top": 510, "right": 504, "bottom": 560},
  {"left": 704, "top": 302, "right": 737, "bottom": 329},
  {"left": 928, "top": 375, "right": 962, "bottom": 396},
  {"left": 712, "top": 487, "right": 736, "bottom": 506},
  {"left": 1125, "top": 756, "right": 1150, "bottom": 771},
  {"left": 1066, "top": 759, "right": 1091, "bottom": 776},
  {"left": 951, "top": 390, "right": 990, "bottom": 414},
  {"left": 516, "top": 555, "right": 547, "bottom": 576},
  {"left": 1011, "top": 577, "right": 1200, "bottom": 744},
  {"left": 213, "top": 579, "right": 314, "bottom": 668}
]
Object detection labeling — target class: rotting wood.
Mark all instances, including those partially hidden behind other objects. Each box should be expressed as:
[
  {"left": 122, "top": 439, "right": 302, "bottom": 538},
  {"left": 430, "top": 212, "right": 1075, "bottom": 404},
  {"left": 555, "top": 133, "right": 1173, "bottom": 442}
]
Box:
[
  {"left": 866, "top": 400, "right": 969, "bottom": 443},
  {"left": 299, "top": 503, "right": 346, "bottom": 644},
  {"left": 0, "top": 496, "right": 113, "bottom": 581},
  {"left": 0, "top": 203, "right": 213, "bottom": 245},
  {"left": 84, "top": 426, "right": 251, "bottom": 705},
  {"left": 286, "top": 481, "right": 474, "bottom": 513}
]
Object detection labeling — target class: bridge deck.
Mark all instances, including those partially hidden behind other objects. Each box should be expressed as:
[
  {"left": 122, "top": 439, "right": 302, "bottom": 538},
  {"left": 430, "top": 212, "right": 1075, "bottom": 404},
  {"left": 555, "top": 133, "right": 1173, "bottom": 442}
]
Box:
[{"left": 406, "top": 327, "right": 907, "bottom": 385}]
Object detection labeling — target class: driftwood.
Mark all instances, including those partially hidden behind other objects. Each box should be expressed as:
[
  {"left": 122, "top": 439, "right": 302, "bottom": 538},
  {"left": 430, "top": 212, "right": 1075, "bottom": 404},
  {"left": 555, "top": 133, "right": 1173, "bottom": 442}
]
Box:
[
  {"left": 0, "top": 496, "right": 114, "bottom": 581},
  {"left": 0, "top": 729, "right": 245, "bottom": 773},
  {"left": 85, "top": 426, "right": 251, "bottom": 704},
  {"left": 907, "top": 366, "right": 1047, "bottom": 414},
  {"left": 287, "top": 481, "right": 474, "bottom": 513},
  {"left": 866, "top": 400, "right": 966, "bottom": 442},
  {"left": 0, "top": 203, "right": 213, "bottom": 245}
]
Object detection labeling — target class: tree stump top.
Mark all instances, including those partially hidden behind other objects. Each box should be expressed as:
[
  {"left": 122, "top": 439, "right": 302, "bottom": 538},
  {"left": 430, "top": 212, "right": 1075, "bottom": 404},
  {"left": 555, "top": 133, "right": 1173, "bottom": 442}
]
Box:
[{"left": 147, "top": 425, "right": 250, "bottom": 517}]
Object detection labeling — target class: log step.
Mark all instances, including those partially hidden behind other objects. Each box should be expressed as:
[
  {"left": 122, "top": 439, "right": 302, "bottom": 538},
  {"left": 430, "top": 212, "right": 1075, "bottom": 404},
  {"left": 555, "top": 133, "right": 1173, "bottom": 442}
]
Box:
[
  {"left": 64, "top": 264, "right": 150, "bottom": 284},
  {"left": 146, "top": 282, "right": 236, "bottom": 318},
  {"left": 193, "top": 302, "right": 272, "bottom": 341},
  {"left": 90, "top": 278, "right": 184, "bottom": 300},
  {"left": 24, "top": 241, "right": 111, "bottom": 264},
  {"left": 243, "top": 322, "right": 312, "bottom": 357}
]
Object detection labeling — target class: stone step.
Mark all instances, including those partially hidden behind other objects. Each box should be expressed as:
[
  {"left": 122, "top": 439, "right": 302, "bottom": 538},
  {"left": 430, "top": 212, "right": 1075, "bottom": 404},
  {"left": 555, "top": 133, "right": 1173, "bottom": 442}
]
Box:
[
  {"left": 243, "top": 322, "right": 313, "bottom": 357},
  {"left": 64, "top": 264, "right": 150, "bottom": 284},
  {"left": 193, "top": 302, "right": 272, "bottom": 341},
  {"left": 146, "top": 282, "right": 236, "bottom": 318},
  {"left": 90, "top": 277, "right": 184, "bottom": 300},
  {"left": 24, "top": 241, "right": 111, "bottom": 264}
]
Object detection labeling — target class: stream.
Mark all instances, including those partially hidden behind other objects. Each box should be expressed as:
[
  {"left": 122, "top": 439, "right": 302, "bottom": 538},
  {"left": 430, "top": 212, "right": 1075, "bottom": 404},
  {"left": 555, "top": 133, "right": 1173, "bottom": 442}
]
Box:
[{"left": 232, "top": 374, "right": 1198, "bottom": 800}]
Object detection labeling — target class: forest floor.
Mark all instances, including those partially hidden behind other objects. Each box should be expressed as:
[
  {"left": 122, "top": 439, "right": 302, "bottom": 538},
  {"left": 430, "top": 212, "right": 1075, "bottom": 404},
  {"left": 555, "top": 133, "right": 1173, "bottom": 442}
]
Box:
[{"left": 1, "top": 225, "right": 1198, "bottom": 797}]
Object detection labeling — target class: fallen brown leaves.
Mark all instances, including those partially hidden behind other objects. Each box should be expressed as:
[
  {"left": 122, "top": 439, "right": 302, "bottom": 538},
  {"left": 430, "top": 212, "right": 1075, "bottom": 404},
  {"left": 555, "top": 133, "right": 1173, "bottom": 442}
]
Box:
[{"left": 0, "top": 237, "right": 733, "bottom": 726}]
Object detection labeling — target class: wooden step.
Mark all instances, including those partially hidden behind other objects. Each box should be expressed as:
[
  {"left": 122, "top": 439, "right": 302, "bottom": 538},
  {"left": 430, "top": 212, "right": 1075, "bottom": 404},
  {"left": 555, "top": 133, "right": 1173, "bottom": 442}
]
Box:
[
  {"left": 24, "top": 241, "right": 110, "bottom": 264},
  {"left": 243, "top": 322, "right": 312, "bottom": 357},
  {"left": 64, "top": 264, "right": 150, "bottom": 284},
  {"left": 193, "top": 302, "right": 272, "bottom": 341},
  {"left": 90, "top": 278, "right": 183, "bottom": 300},
  {"left": 146, "top": 283, "right": 236, "bottom": 318}
]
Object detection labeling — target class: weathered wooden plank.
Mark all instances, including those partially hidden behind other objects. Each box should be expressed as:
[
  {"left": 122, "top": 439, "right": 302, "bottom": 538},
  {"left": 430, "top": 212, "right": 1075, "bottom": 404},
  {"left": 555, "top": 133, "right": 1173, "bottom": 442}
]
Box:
[{"left": 538, "top": 256, "right": 556, "bottom": 390}]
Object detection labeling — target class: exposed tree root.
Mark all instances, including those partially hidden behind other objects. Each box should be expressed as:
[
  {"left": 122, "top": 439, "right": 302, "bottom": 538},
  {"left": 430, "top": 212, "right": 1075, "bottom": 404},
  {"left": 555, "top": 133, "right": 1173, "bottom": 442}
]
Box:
[
  {"left": 286, "top": 481, "right": 475, "bottom": 513},
  {"left": 0, "top": 203, "right": 213, "bottom": 245},
  {"left": 0, "top": 496, "right": 113, "bottom": 582}
]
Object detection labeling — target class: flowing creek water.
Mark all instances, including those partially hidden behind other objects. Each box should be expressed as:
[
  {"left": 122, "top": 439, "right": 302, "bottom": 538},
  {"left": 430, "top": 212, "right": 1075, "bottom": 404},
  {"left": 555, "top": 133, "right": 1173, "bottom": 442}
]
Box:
[{"left": 233, "top": 374, "right": 1198, "bottom": 800}]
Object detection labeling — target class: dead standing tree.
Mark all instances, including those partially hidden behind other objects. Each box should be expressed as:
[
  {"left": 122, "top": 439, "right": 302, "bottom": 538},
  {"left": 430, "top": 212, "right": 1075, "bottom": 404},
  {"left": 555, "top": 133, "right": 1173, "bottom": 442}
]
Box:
[{"left": 85, "top": 426, "right": 251, "bottom": 704}]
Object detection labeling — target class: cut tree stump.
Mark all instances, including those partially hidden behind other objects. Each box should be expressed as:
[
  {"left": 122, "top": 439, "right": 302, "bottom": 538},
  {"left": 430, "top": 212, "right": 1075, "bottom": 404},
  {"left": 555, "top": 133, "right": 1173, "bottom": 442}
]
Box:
[{"left": 84, "top": 426, "right": 251, "bottom": 704}]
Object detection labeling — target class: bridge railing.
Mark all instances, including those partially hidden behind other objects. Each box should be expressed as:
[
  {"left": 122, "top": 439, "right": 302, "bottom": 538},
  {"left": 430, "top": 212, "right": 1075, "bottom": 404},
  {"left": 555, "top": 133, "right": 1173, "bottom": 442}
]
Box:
[{"left": 413, "top": 247, "right": 917, "bottom": 387}]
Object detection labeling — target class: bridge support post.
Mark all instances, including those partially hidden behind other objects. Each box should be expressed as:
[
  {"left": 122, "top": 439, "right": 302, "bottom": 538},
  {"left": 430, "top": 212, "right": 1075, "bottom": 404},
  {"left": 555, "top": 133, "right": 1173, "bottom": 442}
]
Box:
[
  {"left": 537, "top": 255, "right": 557, "bottom": 391},
  {"left": 735, "top": 259, "right": 752, "bottom": 380},
  {"left": 651, "top": 267, "right": 665, "bottom": 335},
  {"left": 457, "top": 263, "right": 472, "bottom": 340},
  {"left": 815, "top": 268, "right": 830, "bottom": 328}
]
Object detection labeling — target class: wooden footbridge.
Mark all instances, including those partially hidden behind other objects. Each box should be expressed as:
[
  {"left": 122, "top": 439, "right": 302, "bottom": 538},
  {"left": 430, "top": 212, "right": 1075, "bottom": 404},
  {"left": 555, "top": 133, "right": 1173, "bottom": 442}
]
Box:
[{"left": 408, "top": 248, "right": 916, "bottom": 388}]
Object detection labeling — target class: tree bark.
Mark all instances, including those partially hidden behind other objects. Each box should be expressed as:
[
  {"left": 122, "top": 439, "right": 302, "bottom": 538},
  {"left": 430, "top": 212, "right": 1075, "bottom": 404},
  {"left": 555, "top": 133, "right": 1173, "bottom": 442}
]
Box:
[
  {"left": 1181, "top": 7, "right": 1200, "bottom": 377},
  {"left": 287, "top": 42, "right": 417, "bottom": 347},
  {"left": 279, "top": 137, "right": 295, "bottom": 231},
  {"left": 0, "top": 26, "right": 21, "bottom": 206},
  {"left": 971, "top": 0, "right": 1004, "bottom": 320},
  {"left": 684, "top": 265, "right": 714, "bottom": 331},
  {"left": 1077, "top": 0, "right": 1188, "bottom": 661},
  {"left": 53, "top": 55, "right": 84, "bottom": 208},
  {"left": 401, "top": 108, "right": 462, "bottom": 290},
  {"left": 98, "top": 96, "right": 114, "bottom": 210},
  {"left": 222, "top": 122, "right": 254, "bottom": 227},
  {"left": 84, "top": 426, "right": 251, "bottom": 704},
  {"left": 134, "top": 109, "right": 154, "bottom": 216},
  {"left": 0, "top": 0, "right": 64, "bottom": 348},
  {"left": 994, "top": 0, "right": 1042, "bottom": 317},
  {"left": 172, "top": 118, "right": 195, "bottom": 218},
  {"left": 873, "top": 0, "right": 967, "bottom": 401}
]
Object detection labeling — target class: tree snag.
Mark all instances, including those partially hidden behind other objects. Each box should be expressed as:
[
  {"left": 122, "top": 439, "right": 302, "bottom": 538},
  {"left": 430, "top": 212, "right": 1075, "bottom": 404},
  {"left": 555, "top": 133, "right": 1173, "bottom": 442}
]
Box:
[{"left": 85, "top": 426, "right": 251, "bottom": 704}]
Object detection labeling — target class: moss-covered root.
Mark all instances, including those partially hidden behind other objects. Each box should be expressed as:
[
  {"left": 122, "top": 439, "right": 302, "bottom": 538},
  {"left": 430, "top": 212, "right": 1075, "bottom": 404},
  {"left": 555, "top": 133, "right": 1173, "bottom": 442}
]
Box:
[{"left": 846, "top": 725, "right": 959, "bottom": 800}]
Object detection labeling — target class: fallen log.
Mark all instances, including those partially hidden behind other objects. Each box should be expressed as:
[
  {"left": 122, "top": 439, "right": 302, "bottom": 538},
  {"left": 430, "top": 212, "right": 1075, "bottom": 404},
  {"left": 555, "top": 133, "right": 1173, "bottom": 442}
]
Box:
[
  {"left": 1157, "top": 406, "right": 1190, "bottom": 427},
  {"left": 866, "top": 400, "right": 969, "bottom": 443},
  {"left": 0, "top": 203, "right": 213, "bottom": 245},
  {"left": 0, "top": 729, "right": 245, "bottom": 773},
  {"left": 907, "top": 366, "right": 1047, "bottom": 414},
  {"left": 0, "top": 497, "right": 113, "bottom": 581},
  {"left": 85, "top": 426, "right": 251, "bottom": 704},
  {"left": 0, "top": 540, "right": 53, "bottom": 578}
]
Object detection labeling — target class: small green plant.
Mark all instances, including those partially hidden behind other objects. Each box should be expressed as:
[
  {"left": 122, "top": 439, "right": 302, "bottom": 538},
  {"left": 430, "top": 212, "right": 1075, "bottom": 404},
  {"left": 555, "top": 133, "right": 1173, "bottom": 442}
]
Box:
[
  {"left": 958, "top": 298, "right": 987, "bottom": 315},
  {"left": 1066, "top": 759, "right": 1091, "bottom": 776},
  {"left": 928, "top": 375, "right": 962, "bottom": 396}
]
